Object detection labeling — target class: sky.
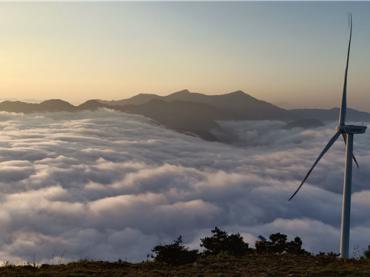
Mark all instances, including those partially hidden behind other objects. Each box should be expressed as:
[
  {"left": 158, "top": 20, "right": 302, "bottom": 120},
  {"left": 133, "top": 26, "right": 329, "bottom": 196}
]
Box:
[{"left": 0, "top": 2, "right": 370, "bottom": 110}]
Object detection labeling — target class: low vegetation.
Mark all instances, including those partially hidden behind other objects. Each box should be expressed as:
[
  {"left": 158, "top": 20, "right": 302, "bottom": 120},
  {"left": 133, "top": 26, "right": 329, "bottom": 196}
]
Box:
[
  {"left": 151, "top": 227, "right": 309, "bottom": 265},
  {"left": 200, "top": 227, "right": 250, "bottom": 256},
  {"left": 1, "top": 226, "right": 370, "bottom": 276},
  {"left": 151, "top": 236, "right": 198, "bottom": 265}
]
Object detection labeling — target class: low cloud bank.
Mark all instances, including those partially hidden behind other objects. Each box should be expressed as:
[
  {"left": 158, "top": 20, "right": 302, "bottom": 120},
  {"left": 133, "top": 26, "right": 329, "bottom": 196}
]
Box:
[{"left": 0, "top": 110, "right": 369, "bottom": 263}]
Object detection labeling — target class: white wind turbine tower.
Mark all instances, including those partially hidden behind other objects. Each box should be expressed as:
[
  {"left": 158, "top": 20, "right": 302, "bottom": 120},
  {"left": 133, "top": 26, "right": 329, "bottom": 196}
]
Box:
[{"left": 289, "top": 14, "right": 366, "bottom": 259}]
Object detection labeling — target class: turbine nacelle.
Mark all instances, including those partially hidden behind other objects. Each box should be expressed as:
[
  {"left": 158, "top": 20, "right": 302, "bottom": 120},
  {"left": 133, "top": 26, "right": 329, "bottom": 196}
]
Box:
[{"left": 337, "top": 125, "right": 367, "bottom": 134}]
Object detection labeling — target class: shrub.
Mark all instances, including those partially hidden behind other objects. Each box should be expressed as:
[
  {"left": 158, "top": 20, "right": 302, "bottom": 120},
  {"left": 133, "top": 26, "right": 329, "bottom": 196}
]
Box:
[
  {"left": 152, "top": 236, "right": 198, "bottom": 265},
  {"left": 286, "top": 237, "right": 308, "bottom": 255},
  {"left": 255, "top": 233, "right": 308, "bottom": 255},
  {"left": 269, "top": 233, "right": 288, "bottom": 254},
  {"left": 316, "top": 251, "right": 339, "bottom": 262},
  {"left": 200, "top": 227, "right": 249, "bottom": 256},
  {"left": 256, "top": 233, "right": 285, "bottom": 254}
]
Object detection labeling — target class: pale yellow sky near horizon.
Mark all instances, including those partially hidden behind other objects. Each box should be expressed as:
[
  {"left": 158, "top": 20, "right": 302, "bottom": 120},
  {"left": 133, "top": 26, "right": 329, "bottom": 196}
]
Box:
[{"left": 0, "top": 2, "right": 370, "bottom": 110}]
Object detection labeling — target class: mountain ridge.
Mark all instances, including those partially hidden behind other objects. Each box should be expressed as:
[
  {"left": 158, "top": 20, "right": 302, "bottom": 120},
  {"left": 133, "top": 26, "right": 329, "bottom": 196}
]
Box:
[{"left": 0, "top": 90, "right": 369, "bottom": 141}]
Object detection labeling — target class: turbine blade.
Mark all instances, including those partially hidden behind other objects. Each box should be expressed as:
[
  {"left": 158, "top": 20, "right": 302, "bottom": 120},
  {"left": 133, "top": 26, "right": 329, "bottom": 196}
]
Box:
[
  {"left": 341, "top": 133, "right": 359, "bottom": 168},
  {"left": 289, "top": 131, "right": 341, "bottom": 201},
  {"left": 338, "top": 13, "right": 352, "bottom": 126}
]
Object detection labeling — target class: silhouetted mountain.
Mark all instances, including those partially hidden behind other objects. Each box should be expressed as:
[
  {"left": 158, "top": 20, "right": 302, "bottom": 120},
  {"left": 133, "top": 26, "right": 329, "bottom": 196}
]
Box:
[
  {"left": 0, "top": 99, "right": 74, "bottom": 113},
  {"left": 103, "top": 89, "right": 290, "bottom": 120},
  {"left": 0, "top": 90, "right": 369, "bottom": 142},
  {"left": 164, "top": 90, "right": 290, "bottom": 120},
  {"left": 77, "top": 100, "right": 106, "bottom": 111},
  {"left": 0, "top": 101, "right": 37, "bottom": 113},
  {"left": 39, "top": 99, "right": 75, "bottom": 112}
]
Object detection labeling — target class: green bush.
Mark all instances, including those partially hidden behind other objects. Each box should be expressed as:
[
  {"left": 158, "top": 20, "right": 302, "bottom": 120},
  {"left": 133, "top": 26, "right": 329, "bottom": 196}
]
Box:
[
  {"left": 200, "top": 227, "right": 249, "bottom": 256},
  {"left": 152, "top": 236, "right": 198, "bottom": 265}
]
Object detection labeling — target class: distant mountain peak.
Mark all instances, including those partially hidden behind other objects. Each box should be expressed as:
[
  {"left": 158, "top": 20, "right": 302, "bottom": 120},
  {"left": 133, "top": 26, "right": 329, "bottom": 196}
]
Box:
[
  {"left": 40, "top": 99, "right": 74, "bottom": 110},
  {"left": 135, "top": 93, "right": 158, "bottom": 97},
  {"left": 228, "top": 90, "right": 246, "bottom": 95},
  {"left": 169, "top": 89, "right": 191, "bottom": 96},
  {"left": 41, "top": 99, "right": 72, "bottom": 105},
  {"left": 78, "top": 99, "right": 105, "bottom": 110},
  {"left": 225, "top": 90, "right": 257, "bottom": 100}
]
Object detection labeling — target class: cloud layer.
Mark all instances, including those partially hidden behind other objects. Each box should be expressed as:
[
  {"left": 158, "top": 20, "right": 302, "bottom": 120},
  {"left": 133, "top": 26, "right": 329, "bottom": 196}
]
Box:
[{"left": 0, "top": 110, "right": 369, "bottom": 263}]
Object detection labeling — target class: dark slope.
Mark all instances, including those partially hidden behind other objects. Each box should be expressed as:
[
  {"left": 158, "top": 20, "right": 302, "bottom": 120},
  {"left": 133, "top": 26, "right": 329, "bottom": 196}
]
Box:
[{"left": 118, "top": 99, "right": 226, "bottom": 141}]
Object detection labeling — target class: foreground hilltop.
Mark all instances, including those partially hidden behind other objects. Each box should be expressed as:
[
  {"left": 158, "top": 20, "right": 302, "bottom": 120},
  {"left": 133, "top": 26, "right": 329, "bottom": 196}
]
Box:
[
  {"left": 2, "top": 226, "right": 370, "bottom": 276},
  {"left": 2, "top": 227, "right": 370, "bottom": 276},
  {"left": 1, "top": 255, "right": 370, "bottom": 276},
  {"left": 0, "top": 90, "right": 369, "bottom": 141}
]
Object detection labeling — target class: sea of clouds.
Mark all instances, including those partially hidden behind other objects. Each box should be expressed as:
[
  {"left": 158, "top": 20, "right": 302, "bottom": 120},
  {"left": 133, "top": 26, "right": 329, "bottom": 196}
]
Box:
[{"left": 0, "top": 109, "right": 369, "bottom": 264}]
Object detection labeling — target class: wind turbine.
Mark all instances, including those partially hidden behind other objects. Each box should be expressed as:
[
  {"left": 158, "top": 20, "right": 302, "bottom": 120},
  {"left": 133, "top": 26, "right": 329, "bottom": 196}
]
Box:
[{"left": 289, "top": 14, "right": 366, "bottom": 259}]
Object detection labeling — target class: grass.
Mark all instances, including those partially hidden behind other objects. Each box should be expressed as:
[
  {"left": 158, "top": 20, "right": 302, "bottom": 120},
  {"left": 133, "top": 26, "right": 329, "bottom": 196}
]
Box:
[{"left": 0, "top": 255, "right": 370, "bottom": 276}]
